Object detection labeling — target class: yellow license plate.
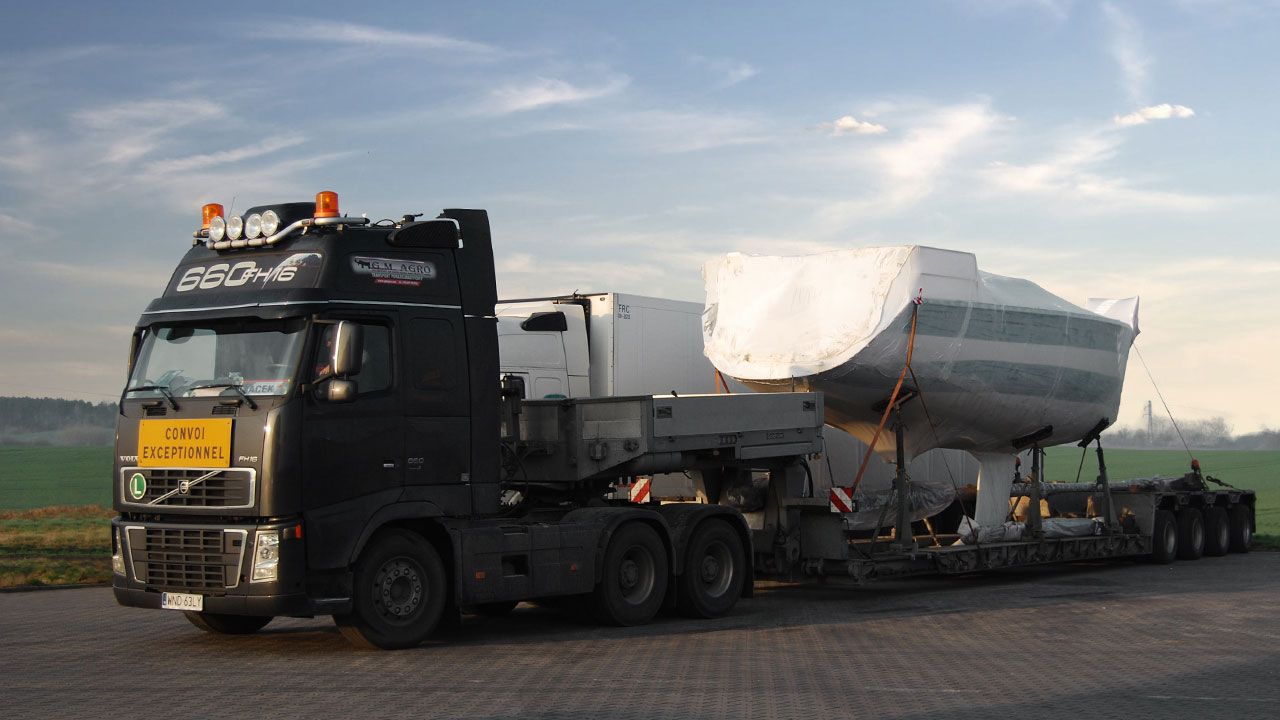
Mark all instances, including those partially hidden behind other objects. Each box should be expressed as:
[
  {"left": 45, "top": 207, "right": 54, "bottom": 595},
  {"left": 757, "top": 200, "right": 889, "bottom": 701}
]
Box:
[{"left": 138, "top": 419, "right": 233, "bottom": 468}]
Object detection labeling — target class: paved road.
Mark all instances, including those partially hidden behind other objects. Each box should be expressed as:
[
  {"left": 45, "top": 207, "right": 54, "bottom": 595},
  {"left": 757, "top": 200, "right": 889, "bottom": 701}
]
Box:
[{"left": 2, "top": 553, "right": 1278, "bottom": 720}]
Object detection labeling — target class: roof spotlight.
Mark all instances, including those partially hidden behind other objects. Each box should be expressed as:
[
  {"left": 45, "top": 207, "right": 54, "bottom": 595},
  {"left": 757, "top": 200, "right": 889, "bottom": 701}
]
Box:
[
  {"left": 245, "top": 213, "right": 263, "bottom": 239},
  {"left": 209, "top": 215, "right": 226, "bottom": 242},
  {"left": 260, "top": 210, "right": 280, "bottom": 237},
  {"left": 227, "top": 215, "right": 244, "bottom": 241}
]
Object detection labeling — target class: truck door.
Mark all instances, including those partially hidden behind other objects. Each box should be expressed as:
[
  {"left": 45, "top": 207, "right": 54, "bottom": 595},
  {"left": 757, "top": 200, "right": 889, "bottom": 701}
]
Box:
[
  {"left": 301, "top": 317, "right": 403, "bottom": 508},
  {"left": 403, "top": 313, "right": 471, "bottom": 491}
]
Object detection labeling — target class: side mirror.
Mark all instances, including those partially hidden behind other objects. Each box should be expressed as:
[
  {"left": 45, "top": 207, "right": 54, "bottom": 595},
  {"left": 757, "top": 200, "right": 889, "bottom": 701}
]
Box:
[
  {"left": 325, "top": 378, "right": 357, "bottom": 403},
  {"left": 332, "top": 321, "right": 364, "bottom": 377}
]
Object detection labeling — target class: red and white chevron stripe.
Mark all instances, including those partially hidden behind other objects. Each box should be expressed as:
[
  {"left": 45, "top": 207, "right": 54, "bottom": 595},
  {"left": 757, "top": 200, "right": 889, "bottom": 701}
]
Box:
[
  {"left": 629, "top": 477, "right": 652, "bottom": 503},
  {"left": 829, "top": 486, "right": 857, "bottom": 513}
]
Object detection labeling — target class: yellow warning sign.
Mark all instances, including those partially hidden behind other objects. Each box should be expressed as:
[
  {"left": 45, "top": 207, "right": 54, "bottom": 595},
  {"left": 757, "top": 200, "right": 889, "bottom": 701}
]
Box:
[{"left": 138, "top": 419, "right": 232, "bottom": 468}]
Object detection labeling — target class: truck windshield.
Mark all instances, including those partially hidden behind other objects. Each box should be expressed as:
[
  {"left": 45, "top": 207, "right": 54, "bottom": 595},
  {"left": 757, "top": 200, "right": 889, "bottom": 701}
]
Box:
[{"left": 125, "top": 318, "right": 307, "bottom": 398}]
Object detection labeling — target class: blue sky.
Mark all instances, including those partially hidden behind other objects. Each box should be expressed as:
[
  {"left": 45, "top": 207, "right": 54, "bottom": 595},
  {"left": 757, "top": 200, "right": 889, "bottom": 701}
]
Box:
[{"left": 1, "top": 0, "right": 1277, "bottom": 432}]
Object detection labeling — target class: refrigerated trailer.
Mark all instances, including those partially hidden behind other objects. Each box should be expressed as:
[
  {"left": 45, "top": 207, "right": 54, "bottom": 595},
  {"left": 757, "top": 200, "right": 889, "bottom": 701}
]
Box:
[{"left": 111, "top": 195, "right": 1258, "bottom": 650}]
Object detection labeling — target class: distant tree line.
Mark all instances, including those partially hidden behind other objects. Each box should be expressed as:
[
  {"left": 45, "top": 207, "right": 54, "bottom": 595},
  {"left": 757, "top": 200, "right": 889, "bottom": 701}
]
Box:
[
  {"left": 0, "top": 396, "right": 117, "bottom": 446},
  {"left": 1106, "top": 416, "right": 1280, "bottom": 451}
]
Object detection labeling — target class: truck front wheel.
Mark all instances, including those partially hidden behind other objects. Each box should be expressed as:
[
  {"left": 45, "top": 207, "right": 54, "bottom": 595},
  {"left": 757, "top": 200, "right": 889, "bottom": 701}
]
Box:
[
  {"left": 677, "top": 519, "right": 745, "bottom": 619},
  {"left": 593, "top": 522, "right": 668, "bottom": 626},
  {"left": 335, "top": 529, "right": 446, "bottom": 650},
  {"left": 184, "top": 612, "right": 272, "bottom": 635}
]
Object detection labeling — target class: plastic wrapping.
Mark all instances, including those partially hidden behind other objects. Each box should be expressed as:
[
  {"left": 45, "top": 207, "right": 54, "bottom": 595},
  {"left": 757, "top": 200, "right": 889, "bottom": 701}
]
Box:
[
  {"left": 703, "top": 246, "right": 1139, "bottom": 459},
  {"left": 809, "top": 426, "right": 976, "bottom": 531}
]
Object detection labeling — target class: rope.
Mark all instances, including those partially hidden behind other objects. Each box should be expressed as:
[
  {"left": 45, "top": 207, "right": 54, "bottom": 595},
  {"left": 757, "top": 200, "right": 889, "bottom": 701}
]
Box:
[
  {"left": 850, "top": 302, "right": 920, "bottom": 494},
  {"left": 1133, "top": 343, "right": 1195, "bottom": 463},
  {"left": 714, "top": 369, "right": 733, "bottom": 394}
]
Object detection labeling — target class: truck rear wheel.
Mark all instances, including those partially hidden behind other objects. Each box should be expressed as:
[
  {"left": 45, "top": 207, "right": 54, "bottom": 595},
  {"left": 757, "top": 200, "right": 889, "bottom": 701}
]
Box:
[
  {"left": 593, "top": 522, "right": 668, "bottom": 626},
  {"left": 1229, "top": 504, "right": 1253, "bottom": 553},
  {"left": 1150, "top": 510, "right": 1177, "bottom": 564},
  {"left": 1176, "top": 509, "right": 1205, "bottom": 560},
  {"left": 184, "top": 612, "right": 272, "bottom": 635},
  {"left": 1203, "top": 506, "right": 1230, "bottom": 557},
  {"left": 335, "top": 529, "right": 446, "bottom": 650},
  {"left": 677, "top": 519, "right": 745, "bottom": 619}
]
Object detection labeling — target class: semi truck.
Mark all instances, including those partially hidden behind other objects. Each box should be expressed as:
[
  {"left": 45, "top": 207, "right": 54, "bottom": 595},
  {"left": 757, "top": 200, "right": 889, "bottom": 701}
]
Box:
[{"left": 112, "top": 193, "right": 1258, "bottom": 649}]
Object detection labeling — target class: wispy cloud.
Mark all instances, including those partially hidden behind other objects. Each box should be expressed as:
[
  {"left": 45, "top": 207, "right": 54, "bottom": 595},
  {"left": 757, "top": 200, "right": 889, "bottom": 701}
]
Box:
[
  {"left": 985, "top": 123, "right": 1223, "bottom": 210},
  {"left": 484, "top": 75, "right": 629, "bottom": 114},
  {"left": 816, "top": 101, "right": 1005, "bottom": 228},
  {"left": 1114, "top": 103, "right": 1196, "bottom": 126},
  {"left": 1102, "top": 2, "right": 1150, "bottom": 105},
  {"left": 689, "top": 55, "right": 759, "bottom": 87},
  {"left": 71, "top": 98, "right": 226, "bottom": 165},
  {"left": 144, "top": 134, "right": 308, "bottom": 174},
  {"left": 611, "top": 109, "right": 773, "bottom": 153},
  {"left": 247, "top": 19, "right": 500, "bottom": 59},
  {"left": 822, "top": 115, "right": 889, "bottom": 136}
]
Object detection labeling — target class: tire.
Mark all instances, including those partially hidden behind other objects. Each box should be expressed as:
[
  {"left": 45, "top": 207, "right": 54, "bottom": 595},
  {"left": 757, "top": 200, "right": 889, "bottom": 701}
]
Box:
[
  {"left": 335, "top": 529, "right": 447, "bottom": 650},
  {"left": 677, "top": 519, "right": 746, "bottom": 619},
  {"left": 1229, "top": 504, "right": 1254, "bottom": 553},
  {"left": 1150, "top": 509, "right": 1178, "bottom": 564},
  {"left": 183, "top": 612, "right": 272, "bottom": 635},
  {"left": 1203, "top": 506, "right": 1230, "bottom": 557},
  {"left": 1176, "top": 509, "right": 1205, "bottom": 561},
  {"left": 465, "top": 601, "right": 519, "bottom": 617},
  {"left": 593, "top": 522, "right": 669, "bottom": 626}
]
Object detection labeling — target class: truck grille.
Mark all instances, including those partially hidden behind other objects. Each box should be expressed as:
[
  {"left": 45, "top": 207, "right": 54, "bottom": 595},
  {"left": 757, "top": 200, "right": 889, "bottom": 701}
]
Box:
[
  {"left": 126, "top": 526, "right": 246, "bottom": 591},
  {"left": 120, "top": 467, "right": 255, "bottom": 508}
]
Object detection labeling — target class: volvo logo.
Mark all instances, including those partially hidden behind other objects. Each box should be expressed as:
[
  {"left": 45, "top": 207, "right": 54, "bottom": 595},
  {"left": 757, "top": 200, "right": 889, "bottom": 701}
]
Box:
[{"left": 179, "top": 480, "right": 191, "bottom": 495}]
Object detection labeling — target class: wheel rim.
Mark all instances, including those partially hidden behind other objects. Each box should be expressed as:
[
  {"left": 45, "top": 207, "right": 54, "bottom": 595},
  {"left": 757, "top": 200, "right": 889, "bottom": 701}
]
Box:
[
  {"left": 697, "top": 539, "right": 734, "bottom": 599},
  {"left": 1163, "top": 524, "right": 1177, "bottom": 555},
  {"left": 617, "top": 545, "right": 656, "bottom": 605},
  {"left": 1217, "top": 522, "right": 1229, "bottom": 549},
  {"left": 1192, "top": 520, "right": 1204, "bottom": 551},
  {"left": 373, "top": 556, "right": 425, "bottom": 623}
]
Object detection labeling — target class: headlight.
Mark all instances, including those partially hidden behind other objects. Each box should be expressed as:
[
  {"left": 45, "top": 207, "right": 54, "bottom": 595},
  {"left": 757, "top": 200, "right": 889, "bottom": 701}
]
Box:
[
  {"left": 111, "top": 527, "right": 125, "bottom": 576},
  {"left": 208, "top": 216, "right": 226, "bottom": 242},
  {"left": 227, "top": 215, "right": 244, "bottom": 241},
  {"left": 245, "top": 213, "right": 263, "bottom": 239},
  {"left": 251, "top": 531, "right": 280, "bottom": 582},
  {"left": 260, "top": 210, "right": 280, "bottom": 237}
]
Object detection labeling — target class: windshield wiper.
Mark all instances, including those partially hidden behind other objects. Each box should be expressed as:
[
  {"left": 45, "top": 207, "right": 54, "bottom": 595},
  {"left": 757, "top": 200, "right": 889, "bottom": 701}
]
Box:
[
  {"left": 125, "top": 384, "right": 180, "bottom": 410},
  {"left": 187, "top": 382, "right": 259, "bottom": 410}
]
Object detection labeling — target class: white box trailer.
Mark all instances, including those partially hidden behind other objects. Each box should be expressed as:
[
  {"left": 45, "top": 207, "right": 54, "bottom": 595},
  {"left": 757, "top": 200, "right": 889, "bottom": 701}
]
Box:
[{"left": 496, "top": 292, "right": 718, "bottom": 400}]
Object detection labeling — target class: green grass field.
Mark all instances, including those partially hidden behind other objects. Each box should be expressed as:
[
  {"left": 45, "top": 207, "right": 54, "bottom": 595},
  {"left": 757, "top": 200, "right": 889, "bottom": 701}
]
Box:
[{"left": 0, "top": 445, "right": 1276, "bottom": 587}]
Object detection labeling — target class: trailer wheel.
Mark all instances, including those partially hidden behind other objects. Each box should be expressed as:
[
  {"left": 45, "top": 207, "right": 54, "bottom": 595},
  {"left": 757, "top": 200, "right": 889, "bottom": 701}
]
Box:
[
  {"left": 1150, "top": 510, "right": 1177, "bottom": 564},
  {"left": 593, "top": 522, "right": 669, "bottom": 626},
  {"left": 335, "top": 529, "right": 446, "bottom": 650},
  {"left": 1229, "top": 504, "right": 1253, "bottom": 553},
  {"left": 677, "top": 519, "right": 745, "bottom": 619},
  {"left": 1203, "top": 506, "right": 1230, "bottom": 557},
  {"left": 1176, "top": 509, "right": 1205, "bottom": 561},
  {"left": 183, "top": 612, "right": 272, "bottom": 635}
]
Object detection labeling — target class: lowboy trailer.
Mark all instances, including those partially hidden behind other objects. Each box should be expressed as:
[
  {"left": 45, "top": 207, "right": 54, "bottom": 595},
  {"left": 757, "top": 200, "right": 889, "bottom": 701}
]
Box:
[{"left": 111, "top": 194, "right": 1258, "bottom": 649}]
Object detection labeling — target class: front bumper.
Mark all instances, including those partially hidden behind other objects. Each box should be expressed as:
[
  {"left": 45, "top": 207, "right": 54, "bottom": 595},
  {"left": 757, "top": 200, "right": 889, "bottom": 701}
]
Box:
[
  {"left": 112, "top": 516, "right": 322, "bottom": 617},
  {"left": 113, "top": 586, "right": 313, "bottom": 616}
]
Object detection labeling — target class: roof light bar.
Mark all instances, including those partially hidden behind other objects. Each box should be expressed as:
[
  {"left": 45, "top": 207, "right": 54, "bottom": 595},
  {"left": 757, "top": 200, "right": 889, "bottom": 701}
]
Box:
[{"left": 201, "top": 191, "right": 370, "bottom": 250}]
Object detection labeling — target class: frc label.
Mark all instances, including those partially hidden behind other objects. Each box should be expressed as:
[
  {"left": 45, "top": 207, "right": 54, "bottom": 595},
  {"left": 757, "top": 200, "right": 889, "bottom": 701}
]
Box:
[{"left": 137, "top": 419, "right": 233, "bottom": 468}]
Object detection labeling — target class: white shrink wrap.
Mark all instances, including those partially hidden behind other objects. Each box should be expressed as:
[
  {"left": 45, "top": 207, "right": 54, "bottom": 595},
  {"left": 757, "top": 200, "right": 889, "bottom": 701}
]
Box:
[{"left": 702, "top": 246, "right": 1139, "bottom": 460}]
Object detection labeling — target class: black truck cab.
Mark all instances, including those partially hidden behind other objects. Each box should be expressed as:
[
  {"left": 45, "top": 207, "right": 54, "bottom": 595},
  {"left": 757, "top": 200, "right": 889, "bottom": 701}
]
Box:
[{"left": 112, "top": 198, "right": 505, "bottom": 632}]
